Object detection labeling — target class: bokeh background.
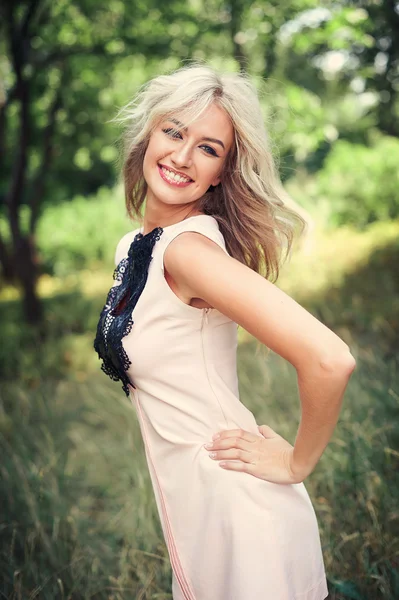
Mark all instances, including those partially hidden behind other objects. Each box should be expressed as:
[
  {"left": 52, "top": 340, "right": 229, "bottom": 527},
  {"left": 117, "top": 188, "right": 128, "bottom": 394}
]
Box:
[{"left": 1, "top": 0, "right": 398, "bottom": 598}]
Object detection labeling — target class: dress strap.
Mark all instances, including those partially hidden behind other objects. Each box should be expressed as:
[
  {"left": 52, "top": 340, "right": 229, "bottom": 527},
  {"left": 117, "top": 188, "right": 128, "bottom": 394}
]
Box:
[{"left": 158, "top": 215, "right": 229, "bottom": 275}]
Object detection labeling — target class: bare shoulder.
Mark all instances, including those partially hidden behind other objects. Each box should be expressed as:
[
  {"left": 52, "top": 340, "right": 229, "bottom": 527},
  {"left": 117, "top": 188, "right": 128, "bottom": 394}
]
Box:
[
  {"left": 164, "top": 231, "right": 353, "bottom": 371},
  {"left": 164, "top": 230, "right": 265, "bottom": 317},
  {"left": 163, "top": 231, "right": 227, "bottom": 309}
]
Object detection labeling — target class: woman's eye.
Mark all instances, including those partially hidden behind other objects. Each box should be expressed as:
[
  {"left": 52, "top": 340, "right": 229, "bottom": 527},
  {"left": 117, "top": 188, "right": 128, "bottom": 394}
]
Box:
[
  {"left": 162, "top": 128, "right": 219, "bottom": 157},
  {"left": 162, "top": 128, "right": 182, "bottom": 139},
  {"left": 201, "top": 145, "right": 219, "bottom": 157}
]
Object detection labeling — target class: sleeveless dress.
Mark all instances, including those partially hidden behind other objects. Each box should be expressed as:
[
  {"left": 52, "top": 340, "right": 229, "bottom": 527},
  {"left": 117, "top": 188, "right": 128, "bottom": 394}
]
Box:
[{"left": 94, "top": 213, "right": 329, "bottom": 600}]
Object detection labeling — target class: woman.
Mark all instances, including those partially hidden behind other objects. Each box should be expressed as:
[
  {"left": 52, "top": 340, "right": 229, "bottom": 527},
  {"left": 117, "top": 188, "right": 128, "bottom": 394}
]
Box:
[{"left": 94, "top": 63, "right": 356, "bottom": 600}]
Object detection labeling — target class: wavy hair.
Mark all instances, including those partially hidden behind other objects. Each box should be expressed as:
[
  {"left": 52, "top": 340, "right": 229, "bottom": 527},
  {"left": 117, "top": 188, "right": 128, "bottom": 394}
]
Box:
[{"left": 116, "top": 63, "right": 305, "bottom": 282}]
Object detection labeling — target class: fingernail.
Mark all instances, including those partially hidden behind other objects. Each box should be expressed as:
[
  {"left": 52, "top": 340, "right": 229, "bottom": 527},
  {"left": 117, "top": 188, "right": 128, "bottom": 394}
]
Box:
[
  {"left": 203, "top": 443, "right": 213, "bottom": 449},
  {"left": 212, "top": 433, "right": 220, "bottom": 440}
]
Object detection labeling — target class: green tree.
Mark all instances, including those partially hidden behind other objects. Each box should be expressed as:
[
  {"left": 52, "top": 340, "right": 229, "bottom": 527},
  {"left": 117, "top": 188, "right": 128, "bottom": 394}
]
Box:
[
  {"left": 0, "top": 0, "right": 211, "bottom": 323},
  {"left": 279, "top": 1, "right": 399, "bottom": 137}
]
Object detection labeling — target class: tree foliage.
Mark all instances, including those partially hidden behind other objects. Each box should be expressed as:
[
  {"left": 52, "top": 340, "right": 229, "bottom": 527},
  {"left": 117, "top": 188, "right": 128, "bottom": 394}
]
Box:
[
  {"left": 1, "top": 0, "right": 398, "bottom": 323},
  {"left": 0, "top": 0, "right": 221, "bottom": 322}
]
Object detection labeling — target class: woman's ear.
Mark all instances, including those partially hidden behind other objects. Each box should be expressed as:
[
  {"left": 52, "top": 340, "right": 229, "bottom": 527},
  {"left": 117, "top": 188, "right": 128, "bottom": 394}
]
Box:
[{"left": 211, "top": 174, "right": 221, "bottom": 186}]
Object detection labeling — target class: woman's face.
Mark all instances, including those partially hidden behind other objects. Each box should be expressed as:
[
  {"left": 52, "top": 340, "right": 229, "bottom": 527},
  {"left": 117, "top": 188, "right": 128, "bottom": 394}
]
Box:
[{"left": 143, "top": 103, "right": 234, "bottom": 211}]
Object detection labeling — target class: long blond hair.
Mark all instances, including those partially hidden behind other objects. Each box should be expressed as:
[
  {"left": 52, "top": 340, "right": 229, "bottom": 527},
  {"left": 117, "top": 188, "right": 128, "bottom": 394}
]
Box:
[{"left": 116, "top": 63, "right": 304, "bottom": 282}]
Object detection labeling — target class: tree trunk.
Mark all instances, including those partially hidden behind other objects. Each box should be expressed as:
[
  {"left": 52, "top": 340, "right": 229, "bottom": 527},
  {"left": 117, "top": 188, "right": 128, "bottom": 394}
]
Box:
[
  {"left": 0, "top": 236, "right": 14, "bottom": 281},
  {"left": 230, "top": 0, "right": 247, "bottom": 73},
  {"left": 14, "top": 234, "right": 42, "bottom": 324}
]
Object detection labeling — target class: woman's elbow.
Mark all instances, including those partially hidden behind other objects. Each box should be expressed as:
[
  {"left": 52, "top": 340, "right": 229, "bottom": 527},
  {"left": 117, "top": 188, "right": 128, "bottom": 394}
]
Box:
[{"left": 319, "top": 347, "right": 356, "bottom": 376}]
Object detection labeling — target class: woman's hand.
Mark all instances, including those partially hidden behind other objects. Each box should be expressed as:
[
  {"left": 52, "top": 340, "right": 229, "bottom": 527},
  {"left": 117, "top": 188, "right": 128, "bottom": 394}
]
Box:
[{"left": 203, "top": 425, "right": 305, "bottom": 484}]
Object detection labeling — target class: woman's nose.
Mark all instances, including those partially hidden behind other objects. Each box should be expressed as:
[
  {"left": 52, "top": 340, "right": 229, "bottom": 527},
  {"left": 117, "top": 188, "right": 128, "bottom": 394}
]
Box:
[{"left": 171, "top": 144, "right": 193, "bottom": 168}]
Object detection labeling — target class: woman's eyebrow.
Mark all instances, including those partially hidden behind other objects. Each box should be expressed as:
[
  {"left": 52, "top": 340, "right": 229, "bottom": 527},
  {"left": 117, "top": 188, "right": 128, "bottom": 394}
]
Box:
[{"left": 167, "top": 118, "right": 226, "bottom": 151}]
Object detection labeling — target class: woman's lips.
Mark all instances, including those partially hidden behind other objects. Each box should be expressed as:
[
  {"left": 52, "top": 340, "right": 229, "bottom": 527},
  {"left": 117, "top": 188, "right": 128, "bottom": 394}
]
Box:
[{"left": 157, "top": 164, "right": 193, "bottom": 188}]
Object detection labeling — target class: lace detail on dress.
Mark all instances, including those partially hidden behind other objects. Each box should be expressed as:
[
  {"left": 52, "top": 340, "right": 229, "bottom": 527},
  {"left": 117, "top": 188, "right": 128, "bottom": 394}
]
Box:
[{"left": 94, "top": 227, "right": 163, "bottom": 396}]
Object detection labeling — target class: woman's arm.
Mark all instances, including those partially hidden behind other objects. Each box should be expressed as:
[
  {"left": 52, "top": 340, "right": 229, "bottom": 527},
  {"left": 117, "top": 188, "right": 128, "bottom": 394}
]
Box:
[{"left": 164, "top": 232, "right": 356, "bottom": 479}]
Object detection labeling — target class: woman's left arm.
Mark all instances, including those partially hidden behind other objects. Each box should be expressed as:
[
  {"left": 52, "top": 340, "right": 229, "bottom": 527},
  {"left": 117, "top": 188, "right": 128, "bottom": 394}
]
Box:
[
  {"left": 288, "top": 351, "right": 355, "bottom": 481},
  {"left": 164, "top": 232, "right": 356, "bottom": 484}
]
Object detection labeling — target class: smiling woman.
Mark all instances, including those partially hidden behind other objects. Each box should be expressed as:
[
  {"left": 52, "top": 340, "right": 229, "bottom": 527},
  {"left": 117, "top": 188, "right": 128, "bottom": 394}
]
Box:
[
  {"left": 141, "top": 104, "right": 234, "bottom": 218},
  {"left": 93, "top": 63, "right": 354, "bottom": 600},
  {"left": 116, "top": 65, "right": 305, "bottom": 280}
]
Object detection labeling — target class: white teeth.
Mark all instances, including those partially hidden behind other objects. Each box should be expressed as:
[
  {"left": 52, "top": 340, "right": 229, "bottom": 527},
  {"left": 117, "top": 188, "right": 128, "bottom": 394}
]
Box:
[{"left": 161, "top": 166, "right": 190, "bottom": 183}]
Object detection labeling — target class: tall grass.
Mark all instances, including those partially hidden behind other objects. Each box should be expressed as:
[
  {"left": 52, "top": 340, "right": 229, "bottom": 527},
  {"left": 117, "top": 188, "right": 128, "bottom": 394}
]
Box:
[
  {"left": 1, "top": 347, "right": 398, "bottom": 598},
  {"left": 1, "top": 379, "right": 172, "bottom": 599}
]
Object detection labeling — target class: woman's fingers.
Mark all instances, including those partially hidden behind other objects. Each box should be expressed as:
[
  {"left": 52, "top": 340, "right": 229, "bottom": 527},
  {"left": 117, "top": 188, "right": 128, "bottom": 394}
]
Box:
[
  {"left": 205, "top": 435, "right": 254, "bottom": 453},
  {"left": 258, "top": 424, "right": 278, "bottom": 438},
  {"left": 204, "top": 429, "right": 262, "bottom": 464},
  {"left": 218, "top": 460, "right": 257, "bottom": 474},
  {"left": 205, "top": 426, "right": 298, "bottom": 484},
  {"left": 202, "top": 427, "right": 279, "bottom": 469},
  {"left": 213, "top": 428, "right": 259, "bottom": 444},
  {"left": 208, "top": 446, "right": 255, "bottom": 464}
]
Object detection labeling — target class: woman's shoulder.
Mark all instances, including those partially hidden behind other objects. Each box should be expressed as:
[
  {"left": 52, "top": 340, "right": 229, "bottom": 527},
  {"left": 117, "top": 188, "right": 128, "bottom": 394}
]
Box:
[
  {"left": 163, "top": 214, "right": 224, "bottom": 241},
  {"left": 161, "top": 214, "right": 229, "bottom": 257}
]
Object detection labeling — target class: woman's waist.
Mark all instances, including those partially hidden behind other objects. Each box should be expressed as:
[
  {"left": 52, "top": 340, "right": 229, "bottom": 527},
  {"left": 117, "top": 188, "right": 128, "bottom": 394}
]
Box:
[{"left": 129, "top": 384, "right": 259, "bottom": 444}]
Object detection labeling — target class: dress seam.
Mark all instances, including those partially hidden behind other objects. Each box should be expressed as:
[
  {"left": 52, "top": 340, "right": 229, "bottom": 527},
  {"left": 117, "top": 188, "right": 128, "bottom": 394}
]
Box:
[
  {"left": 200, "top": 312, "right": 229, "bottom": 429},
  {"left": 130, "top": 388, "right": 196, "bottom": 600}
]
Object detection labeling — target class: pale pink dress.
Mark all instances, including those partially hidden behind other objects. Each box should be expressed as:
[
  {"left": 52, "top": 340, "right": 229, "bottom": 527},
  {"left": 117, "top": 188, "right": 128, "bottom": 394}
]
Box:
[{"left": 114, "top": 214, "right": 329, "bottom": 600}]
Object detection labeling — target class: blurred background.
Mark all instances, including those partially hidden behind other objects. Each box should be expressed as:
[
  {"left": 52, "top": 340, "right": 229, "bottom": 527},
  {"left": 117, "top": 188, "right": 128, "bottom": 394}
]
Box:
[{"left": 0, "top": 0, "right": 398, "bottom": 598}]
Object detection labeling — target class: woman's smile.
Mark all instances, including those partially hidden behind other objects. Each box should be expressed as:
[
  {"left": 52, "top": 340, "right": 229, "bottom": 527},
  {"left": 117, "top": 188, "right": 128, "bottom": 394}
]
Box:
[{"left": 157, "top": 163, "right": 194, "bottom": 187}]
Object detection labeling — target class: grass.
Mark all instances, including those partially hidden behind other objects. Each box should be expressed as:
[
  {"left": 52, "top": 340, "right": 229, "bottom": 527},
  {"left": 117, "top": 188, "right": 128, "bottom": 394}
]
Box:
[
  {"left": 1, "top": 379, "right": 172, "bottom": 599},
  {"left": 1, "top": 220, "right": 399, "bottom": 599}
]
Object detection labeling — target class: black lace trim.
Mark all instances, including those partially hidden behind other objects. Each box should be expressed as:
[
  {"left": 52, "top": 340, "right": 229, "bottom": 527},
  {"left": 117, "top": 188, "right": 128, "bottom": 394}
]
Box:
[{"left": 94, "top": 227, "right": 163, "bottom": 396}]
